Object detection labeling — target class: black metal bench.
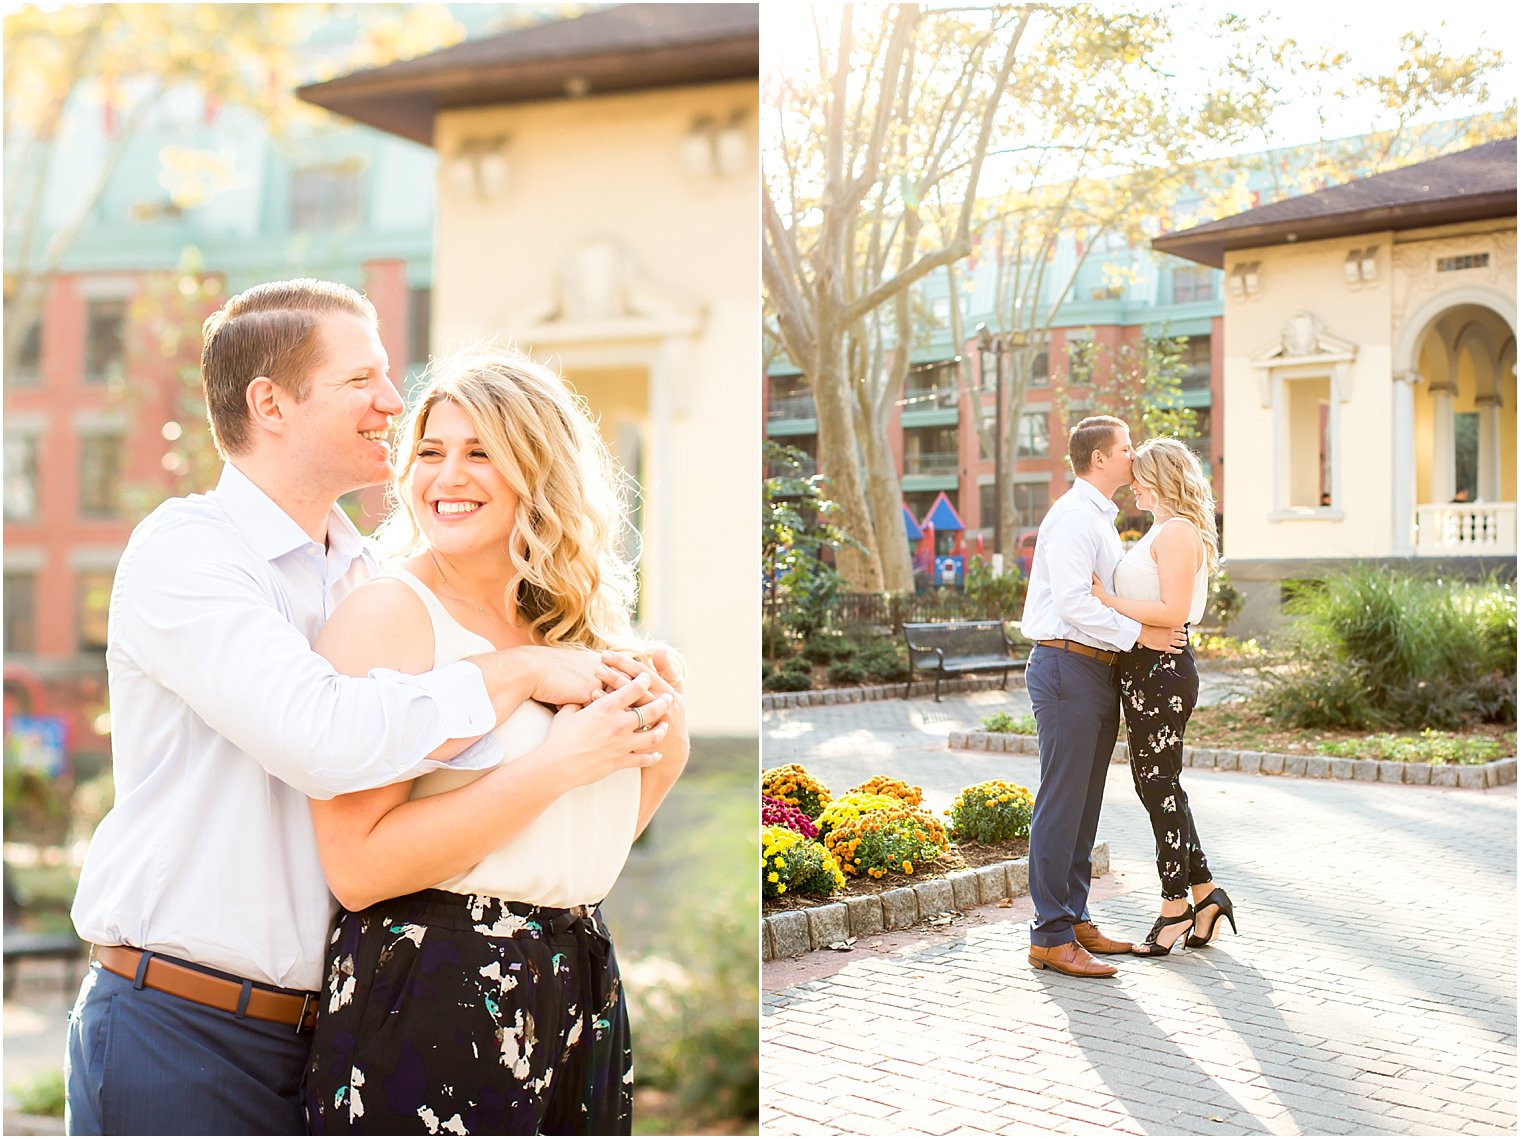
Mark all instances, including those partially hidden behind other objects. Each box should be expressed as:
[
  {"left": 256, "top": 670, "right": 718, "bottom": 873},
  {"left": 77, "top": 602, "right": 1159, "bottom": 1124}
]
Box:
[
  {"left": 4, "top": 862, "right": 86, "bottom": 996},
  {"left": 902, "top": 620, "right": 1022, "bottom": 701}
]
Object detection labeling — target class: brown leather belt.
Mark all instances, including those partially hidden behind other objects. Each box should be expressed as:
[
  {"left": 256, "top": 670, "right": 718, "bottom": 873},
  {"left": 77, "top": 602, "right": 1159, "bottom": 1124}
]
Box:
[
  {"left": 93, "top": 945, "right": 318, "bottom": 1033},
  {"left": 1037, "top": 639, "right": 1119, "bottom": 666}
]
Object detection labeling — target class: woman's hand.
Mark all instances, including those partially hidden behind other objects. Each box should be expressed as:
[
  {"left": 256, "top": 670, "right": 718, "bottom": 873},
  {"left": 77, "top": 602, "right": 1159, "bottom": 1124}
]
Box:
[
  {"left": 542, "top": 673, "right": 673, "bottom": 787},
  {"left": 599, "top": 648, "right": 691, "bottom": 835}
]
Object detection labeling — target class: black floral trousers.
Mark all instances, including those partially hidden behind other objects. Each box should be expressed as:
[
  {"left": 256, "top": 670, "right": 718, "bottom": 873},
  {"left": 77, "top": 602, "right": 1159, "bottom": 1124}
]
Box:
[
  {"left": 1119, "top": 645, "right": 1212, "bottom": 901},
  {"left": 304, "top": 889, "right": 631, "bottom": 1136}
]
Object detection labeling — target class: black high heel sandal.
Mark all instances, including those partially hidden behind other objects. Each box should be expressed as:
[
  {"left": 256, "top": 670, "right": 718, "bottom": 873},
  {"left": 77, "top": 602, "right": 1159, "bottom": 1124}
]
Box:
[
  {"left": 1186, "top": 888, "right": 1237, "bottom": 947},
  {"left": 1131, "top": 906, "right": 1194, "bottom": 957}
]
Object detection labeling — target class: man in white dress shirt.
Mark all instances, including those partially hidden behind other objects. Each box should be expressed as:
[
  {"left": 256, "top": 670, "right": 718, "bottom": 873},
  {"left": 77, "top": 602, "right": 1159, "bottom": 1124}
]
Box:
[
  {"left": 1019, "top": 415, "right": 1184, "bottom": 978},
  {"left": 63, "top": 280, "right": 656, "bottom": 1134}
]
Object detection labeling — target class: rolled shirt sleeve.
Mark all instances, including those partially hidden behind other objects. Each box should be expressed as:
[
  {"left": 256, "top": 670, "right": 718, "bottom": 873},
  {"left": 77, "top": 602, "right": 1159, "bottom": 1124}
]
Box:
[{"left": 115, "top": 514, "right": 502, "bottom": 799}]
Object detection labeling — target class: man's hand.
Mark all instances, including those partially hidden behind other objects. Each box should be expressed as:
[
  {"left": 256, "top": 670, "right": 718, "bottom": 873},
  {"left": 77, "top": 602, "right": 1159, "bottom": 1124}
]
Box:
[{"left": 1136, "top": 624, "right": 1187, "bottom": 654}]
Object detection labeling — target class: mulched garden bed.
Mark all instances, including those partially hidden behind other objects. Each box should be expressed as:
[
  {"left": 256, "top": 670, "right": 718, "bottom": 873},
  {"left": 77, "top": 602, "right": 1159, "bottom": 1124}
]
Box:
[{"left": 762, "top": 837, "right": 1029, "bottom": 914}]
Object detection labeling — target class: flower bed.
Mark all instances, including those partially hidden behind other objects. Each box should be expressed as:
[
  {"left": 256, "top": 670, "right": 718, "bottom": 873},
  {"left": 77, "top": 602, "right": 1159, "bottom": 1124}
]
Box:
[{"left": 758, "top": 765, "right": 1033, "bottom": 913}]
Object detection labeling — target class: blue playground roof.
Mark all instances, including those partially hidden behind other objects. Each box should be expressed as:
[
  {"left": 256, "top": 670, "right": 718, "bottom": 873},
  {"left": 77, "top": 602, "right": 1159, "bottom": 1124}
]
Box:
[
  {"left": 923, "top": 492, "right": 964, "bottom": 532},
  {"left": 902, "top": 504, "right": 923, "bottom": 540}
]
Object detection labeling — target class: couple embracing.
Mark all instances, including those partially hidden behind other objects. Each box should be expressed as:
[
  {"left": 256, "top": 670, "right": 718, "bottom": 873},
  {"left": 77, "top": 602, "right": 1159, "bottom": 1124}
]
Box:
[
  {"left": 1021, "top": 416, "right": 1237, "bottom": 978},
  {"left": 65, "top": 279, "right": 688, "bottom": 1134}
]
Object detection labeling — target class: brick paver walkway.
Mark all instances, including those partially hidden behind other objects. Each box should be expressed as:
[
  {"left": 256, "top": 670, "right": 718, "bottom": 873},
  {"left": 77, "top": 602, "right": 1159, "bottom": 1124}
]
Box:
[{"left": 762, "top": 683, "right": 1518, "bottom": 1135}]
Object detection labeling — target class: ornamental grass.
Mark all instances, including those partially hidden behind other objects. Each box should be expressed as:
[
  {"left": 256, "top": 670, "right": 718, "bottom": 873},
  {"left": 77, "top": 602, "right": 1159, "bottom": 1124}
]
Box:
[
  {"left": 814, "top": 791, "right": 901, "bottom": 841},
  {"left": 823, "top": 805, "right": 950, "bottom": 879},
  {"left": 946, "top": 779, "right": 1035, "bottom": 844},
  {"left": 759, "top": 764, "right": 832, "bottom": 819},
  {"left": 761, "top": 795, "right": 818, "bottom": 839},
  {"left": 847, "top": 774, "right": 924, "bottom": 807},
  {"left": 761, "top": 825, "right": 844, "bottom": 899}
]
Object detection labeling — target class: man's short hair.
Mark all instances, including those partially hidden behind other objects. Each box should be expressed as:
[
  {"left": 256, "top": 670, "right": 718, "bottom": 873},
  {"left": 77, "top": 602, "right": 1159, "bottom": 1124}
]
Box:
[
  {"left": 1068, "top": 415, "right": 1127, "bottom": 475},
  {"left": 200, "top": 279, "right": 377, "bottom": 456}
]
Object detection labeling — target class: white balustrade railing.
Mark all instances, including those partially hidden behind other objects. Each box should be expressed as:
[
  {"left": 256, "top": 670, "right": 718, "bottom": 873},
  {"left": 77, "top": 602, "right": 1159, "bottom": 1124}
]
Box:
[{"left": 1413, "top": 502, "right": 1517, "bottom": 555}]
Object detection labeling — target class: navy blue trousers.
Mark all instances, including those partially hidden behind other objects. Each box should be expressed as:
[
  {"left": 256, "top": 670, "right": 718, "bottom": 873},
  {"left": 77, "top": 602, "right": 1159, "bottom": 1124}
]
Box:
[
  {"left": 65, "top": 957, "right": 309, "bottom": 1135},
  {"left": 1025, "top": 645, "right": 1121, "bottom": 948}
]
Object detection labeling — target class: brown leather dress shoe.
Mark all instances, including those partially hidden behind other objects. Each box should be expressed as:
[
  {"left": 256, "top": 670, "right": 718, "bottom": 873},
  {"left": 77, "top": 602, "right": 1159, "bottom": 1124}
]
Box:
[
  {"left": 1074, "top": 920, "right": 1133, "bottom": 954},
  {"left": 1028, "top": 941, "right": 1118, "bottom": 977}
]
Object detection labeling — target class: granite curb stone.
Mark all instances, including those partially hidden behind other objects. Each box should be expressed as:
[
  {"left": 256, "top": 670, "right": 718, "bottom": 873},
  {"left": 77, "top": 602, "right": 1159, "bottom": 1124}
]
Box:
[
  {"left": 949, "top": 734, "right": 1518, "bottom": 788},
  {"left": 762, "top": 672, "right": 1027, "bottom": 712},
  {"left": 761, "top": 843, "right": 1110, "bottom": 960},
  {"left": 768, "top": 910, "right": 809, "bottom": 960},
  {"left": 879, "top": 887, "right": 919, "bottom": 931},
  {"left": 806, "top": 903, "right": 850, "bottom": 950}
]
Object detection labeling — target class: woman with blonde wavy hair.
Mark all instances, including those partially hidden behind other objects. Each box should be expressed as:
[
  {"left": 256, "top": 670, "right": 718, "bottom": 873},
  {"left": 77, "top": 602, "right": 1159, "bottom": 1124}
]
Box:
[
  {"left": 1091, "top": 437, "right": 1236, "bottom": 958},
  {"left": 301, "top": 346, "right": 689, "bottom": 1134}
]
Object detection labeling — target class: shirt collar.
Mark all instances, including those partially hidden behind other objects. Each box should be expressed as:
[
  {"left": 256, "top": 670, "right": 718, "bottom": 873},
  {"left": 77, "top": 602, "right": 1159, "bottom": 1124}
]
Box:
[
  {"left": 215, "top": 463, "right": 370, "bottom": 566},
  {"left": 1072, "top": 476, "right": 1120, "bottom": 520}
]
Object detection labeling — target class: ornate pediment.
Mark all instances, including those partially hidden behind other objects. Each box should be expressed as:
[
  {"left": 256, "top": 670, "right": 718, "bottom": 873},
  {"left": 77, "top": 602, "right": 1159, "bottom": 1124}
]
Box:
[
  {"left": 510, "top": 235, "right": 704, "bottom": 343},
  {"left": 1250, "top": 310, "right": 1358, "bottom": 406}
]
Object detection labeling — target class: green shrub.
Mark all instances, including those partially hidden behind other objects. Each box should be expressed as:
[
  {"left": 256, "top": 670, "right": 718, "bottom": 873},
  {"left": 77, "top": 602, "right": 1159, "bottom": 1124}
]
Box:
[
  {"left": 855, "top": 638, "right": 908, "bottom": 681},
  {"left": 946, "top": 779, "right": 1036, "bottom": 843},
  {"left": 1261, "top": 568, "right": 1517, "bottom": 731},
  {"left": 965, "top": 557, "right": 1026, "bottom": 618},
  {"left": 982, "top": 711, "right": 1037, "bottom": 734},
  {"left": 801, "top": 634, "right": 855, "bottom": 664},
  {"left": 763, "top": 668, "right": 812, "bottom": 693},
  {"left": 825, "top": 658, "right": 866, "bottom": 685},
  {"left": 764, "top": 656, "right": 814, "bottom": 692}
]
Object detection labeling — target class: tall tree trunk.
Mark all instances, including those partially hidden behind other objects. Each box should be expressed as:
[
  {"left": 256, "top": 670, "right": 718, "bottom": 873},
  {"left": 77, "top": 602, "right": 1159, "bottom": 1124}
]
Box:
[
  {"left": 860, "top": 426, "right": 912, "bottom": 592},
  {"left": 810, "top": 346, "right": 884, "bottom": 592}
]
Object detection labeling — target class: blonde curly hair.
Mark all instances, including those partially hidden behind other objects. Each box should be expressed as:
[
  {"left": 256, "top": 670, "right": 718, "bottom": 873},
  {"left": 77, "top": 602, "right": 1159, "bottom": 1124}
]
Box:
[
  {"left": 1131, "top": 437, "right": 1220, "bottom": 576},
  {"left": 377, "top": 346, "right": 641, "bottom": 651}
]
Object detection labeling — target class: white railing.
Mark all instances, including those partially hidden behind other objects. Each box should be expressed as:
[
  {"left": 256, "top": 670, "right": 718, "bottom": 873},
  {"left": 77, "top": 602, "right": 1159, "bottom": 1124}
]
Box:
[{"left": 1414, "top": 503, "right": 1517, "bottom": 555}]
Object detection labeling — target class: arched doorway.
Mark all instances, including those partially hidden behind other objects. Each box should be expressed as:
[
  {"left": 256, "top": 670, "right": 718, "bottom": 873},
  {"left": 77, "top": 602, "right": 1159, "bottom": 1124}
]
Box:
[{"left": 1391, "top": 287, "right": 1517, "bottom": 556}]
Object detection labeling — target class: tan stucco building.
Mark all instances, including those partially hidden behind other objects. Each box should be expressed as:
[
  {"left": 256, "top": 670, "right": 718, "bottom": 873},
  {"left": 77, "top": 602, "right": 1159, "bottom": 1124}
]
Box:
[
  {"left": 1155, "top": 139, "right": 1517, "bottom": 632},
  {"left": 301, "top": 4, "right": 760, "bottom": 734}
]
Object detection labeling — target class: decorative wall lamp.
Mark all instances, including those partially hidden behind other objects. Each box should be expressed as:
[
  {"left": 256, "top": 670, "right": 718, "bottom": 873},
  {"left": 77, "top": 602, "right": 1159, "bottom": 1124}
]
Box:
[
  {"left": 1343, "top": 245, "right": 1379, "bottom": 286},
  {"left": 1227, "top": 260, "right": 1261, "bottom": 301},
  {"left": 682, "top": 111, "right": 749, "bottom": 180},
  {"left": 447, "top": 135, "right": 511, "bottom": 202}
]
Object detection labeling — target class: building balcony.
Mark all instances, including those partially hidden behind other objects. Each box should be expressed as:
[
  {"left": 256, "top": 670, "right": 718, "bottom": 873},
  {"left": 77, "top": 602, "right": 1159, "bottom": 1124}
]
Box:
[
  {"left": 766, "top": 392, "right": 817, "bottom": 421},
  {"left": 902, "top": 386, "right": 959, "bottom": 412},
  {"left": 1413, "top": 502, "right": 1516, "bottom": 556},
  {"left": 903, "top": 450, "right": 959, "bottom": 477}
]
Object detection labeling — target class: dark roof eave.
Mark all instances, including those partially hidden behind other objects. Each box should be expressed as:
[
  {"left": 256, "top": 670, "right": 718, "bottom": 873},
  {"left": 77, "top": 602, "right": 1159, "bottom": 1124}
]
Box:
[
  {"left": 1153, "top": 189, "right": 1517, "bottom": 268},
  {"left": 298, "top": 37, "right": 758, "bottom": 147}
]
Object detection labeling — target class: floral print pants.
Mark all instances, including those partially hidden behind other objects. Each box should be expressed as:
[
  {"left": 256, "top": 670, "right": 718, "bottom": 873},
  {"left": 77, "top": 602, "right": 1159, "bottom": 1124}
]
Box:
[
  {"left": 304, "top": 889, "right": 631, "bottom": 1135},
  {"left": 1119, "top": 645, "right": 1212, "bottom": 901}
]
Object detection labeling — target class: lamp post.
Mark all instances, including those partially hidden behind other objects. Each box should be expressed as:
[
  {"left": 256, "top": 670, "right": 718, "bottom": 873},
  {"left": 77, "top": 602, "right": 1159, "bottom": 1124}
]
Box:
[{"left": 976, "top": 325, "right": 1006, "bottom": 561}]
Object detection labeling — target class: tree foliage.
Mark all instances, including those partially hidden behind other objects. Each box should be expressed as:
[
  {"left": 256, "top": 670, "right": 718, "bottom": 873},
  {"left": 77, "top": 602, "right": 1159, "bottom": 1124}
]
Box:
[
  {"left": 763, "top": 4, "right": 1513, "bottom": 589},
  {"left": 1, "top": 3, "right": 469, "bottom": 376}
]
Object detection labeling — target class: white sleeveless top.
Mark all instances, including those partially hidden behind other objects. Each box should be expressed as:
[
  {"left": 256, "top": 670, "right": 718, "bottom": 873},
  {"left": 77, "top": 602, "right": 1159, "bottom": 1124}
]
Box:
[
  {"left": 1112, "top": 517, "right": 1208, "bottom": 626},
  {"left": 385, "top": 569, "right": 641, "bottom": 907}
]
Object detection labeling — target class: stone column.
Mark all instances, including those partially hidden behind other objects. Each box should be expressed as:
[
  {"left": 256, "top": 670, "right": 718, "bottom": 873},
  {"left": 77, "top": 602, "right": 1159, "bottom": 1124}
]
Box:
[
  {"left": 1391, "top": 371, "right": 1420, "bottom": 556},
  {"left": 1477, "top": 392, "right": 1502, "bottom": 502},
  {"left": 1428, "top": 379, "right": 1457, "bottom": 504}
]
